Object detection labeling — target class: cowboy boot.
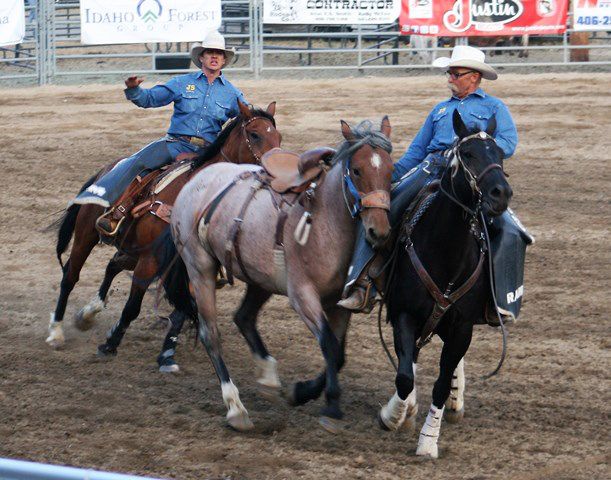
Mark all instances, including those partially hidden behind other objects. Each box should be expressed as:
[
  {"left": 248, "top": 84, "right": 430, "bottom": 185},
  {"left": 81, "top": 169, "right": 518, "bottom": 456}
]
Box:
[
  {"left": 95, "top": 207, "right": 127, "bottom": 237},
  {"left": 337, "top": 275, "right": 376, "bottom": 313}
]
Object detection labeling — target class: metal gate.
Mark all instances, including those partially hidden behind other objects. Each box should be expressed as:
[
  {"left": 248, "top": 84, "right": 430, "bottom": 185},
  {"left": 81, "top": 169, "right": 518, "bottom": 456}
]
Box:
[{"left": 0, "top": 0, "right": 610, "bottom": 85}]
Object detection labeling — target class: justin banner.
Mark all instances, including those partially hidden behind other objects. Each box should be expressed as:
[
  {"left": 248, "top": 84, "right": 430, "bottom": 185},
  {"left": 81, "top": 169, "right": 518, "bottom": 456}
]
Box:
[
  {"left": 80, "top": 0, "right": 221, "bottom": 45},
  {"left": 573, "top": 0, "right": 611, "bottom": 31},
  {"left": 399, "top": 0, "right": 568, "bottom": 36},
  {"left": 263, "top": 0, "right": 402, "bottom": 24},
  {"left": 0, "top": 0, "right": 25, "bottom": 47}
]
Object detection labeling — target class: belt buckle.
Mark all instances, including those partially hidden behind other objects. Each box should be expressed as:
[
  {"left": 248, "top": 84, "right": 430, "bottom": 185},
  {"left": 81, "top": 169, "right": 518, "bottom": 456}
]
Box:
[{"left": 191, "top": 136, "right": 206, "bottom": 147}]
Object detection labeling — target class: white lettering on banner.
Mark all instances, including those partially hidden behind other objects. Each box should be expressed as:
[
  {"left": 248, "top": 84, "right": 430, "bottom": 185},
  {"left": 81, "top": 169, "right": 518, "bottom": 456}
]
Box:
[
  {"left": 443, "top": 0, "right": 524, "bottom": 33},
  {"left": 0, "top": 0, "right": 25, "bottom": 47},
  {"left": 80, "top": 0, "right": 221, "bottom": 45},
  {"left": 263, "top": 0, "right": 401, "bottom": 24}
]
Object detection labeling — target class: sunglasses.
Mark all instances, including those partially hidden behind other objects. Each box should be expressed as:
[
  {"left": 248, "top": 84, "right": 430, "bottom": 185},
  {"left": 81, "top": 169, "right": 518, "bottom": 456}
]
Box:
[{"left": 445, "top": 70, "right": 477, "bottom": 79}]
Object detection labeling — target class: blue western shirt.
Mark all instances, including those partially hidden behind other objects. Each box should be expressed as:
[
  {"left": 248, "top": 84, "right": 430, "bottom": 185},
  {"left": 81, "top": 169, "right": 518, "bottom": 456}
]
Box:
[
  {"left": 393, "top": 88, "right": 517, "bottom": 181},
  {"left": 124, "top": 71, "right": 247, "bottom": 144}
]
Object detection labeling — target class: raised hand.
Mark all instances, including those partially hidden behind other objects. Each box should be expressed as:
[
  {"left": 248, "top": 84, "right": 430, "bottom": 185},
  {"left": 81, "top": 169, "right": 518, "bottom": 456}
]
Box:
[{"left": 124, "top": 76, "right": 144, "bottom": 89}]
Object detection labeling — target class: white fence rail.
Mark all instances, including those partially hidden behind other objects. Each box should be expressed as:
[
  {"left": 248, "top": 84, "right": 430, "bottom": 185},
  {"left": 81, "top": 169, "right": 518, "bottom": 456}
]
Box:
[
  {"left": 0, "top": 458, "right": 163, "bottom": 480},
  {"left": 0, "top": 0, "right": 610, "bottom": 85}
]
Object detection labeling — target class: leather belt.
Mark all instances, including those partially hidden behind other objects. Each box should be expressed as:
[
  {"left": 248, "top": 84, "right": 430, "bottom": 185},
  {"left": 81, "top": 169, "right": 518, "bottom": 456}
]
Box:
[{"left": 174, "top": 135, "right": 209, "bottom": 147}]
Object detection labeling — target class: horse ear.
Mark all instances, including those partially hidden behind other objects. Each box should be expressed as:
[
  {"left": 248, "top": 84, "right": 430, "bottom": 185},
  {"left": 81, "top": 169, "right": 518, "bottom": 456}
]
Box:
[
  {"left": 452, "top": 109, "right": 469, "bottom": 139},
  {"left": 265, "top": 101, "right": 276, "bottom": 117},
  {"left": 486, "top": 115, "right": 497, "bottom": 136},
  {"left": 380, "top": 115, "right": 391, "bottom": 139},
  {"left": 238, "top": 100, "right": 251, "bottom": 118},
  {"left": 341, "top": 120, "right": 355, "bottom": 142}
]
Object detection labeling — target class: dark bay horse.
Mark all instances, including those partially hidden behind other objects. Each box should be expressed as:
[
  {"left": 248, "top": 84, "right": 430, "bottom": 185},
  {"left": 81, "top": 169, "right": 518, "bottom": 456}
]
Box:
[
  {"left": 158, "top": 118, "right": 393, "bottom": 431},
  {"left": 46, "top": 102, "right": 282, "bottom": 369},
  {"left": 377, "top": 110, "right": 512, "bottom": 458}
]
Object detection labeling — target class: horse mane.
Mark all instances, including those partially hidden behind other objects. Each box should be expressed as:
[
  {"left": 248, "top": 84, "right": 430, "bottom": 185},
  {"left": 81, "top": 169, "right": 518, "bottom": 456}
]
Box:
[
  {"left": 331, "top": 120, "right": 392, "bottom": 166},
  {"left": 191, "top": 107, "right": 276, "bottom": 170}
]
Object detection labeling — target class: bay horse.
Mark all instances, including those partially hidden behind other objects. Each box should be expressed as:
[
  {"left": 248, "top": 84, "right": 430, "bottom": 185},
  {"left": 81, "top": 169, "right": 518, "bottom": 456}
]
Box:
[
  {"left": 158, "top": 118, "right": 393, "bottom": 431},
  {"left": 46, "top": 102, "right": 281, "bottom": 371},
  {"left": 377, "top": 110, "right": 512, "bottom": 458}
]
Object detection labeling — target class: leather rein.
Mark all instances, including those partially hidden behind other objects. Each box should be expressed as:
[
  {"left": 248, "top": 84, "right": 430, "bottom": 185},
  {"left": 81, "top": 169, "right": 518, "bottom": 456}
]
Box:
[{"left": 405, "top": 132, "right": 505, "bottom": 349}]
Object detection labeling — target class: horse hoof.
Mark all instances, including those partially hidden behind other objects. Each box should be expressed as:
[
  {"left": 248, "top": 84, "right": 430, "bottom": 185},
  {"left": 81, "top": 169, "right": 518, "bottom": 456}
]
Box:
[
  {"left": 415, "top": 445, "right": 439, "bottom": 459},
  {"left": 319, "top": 416, "right": 343, "bottom": 434},
  {"left": 45, "top": 335, "right": 65, "bottom": 349},
  {"left": 377, "top": 411, "right": 393, "bottom": 431},
  {"left": 258, "top": 383, "right": 282, "bottom": 403},
  {"left": 227, "top": 413, "right": 255, "bottom": 432},
  {"left": 97, "top": 344, "right": 117, "bottom": 359},
  {"left": 285, "top": 383, "right": 300, "bottom": 406},
  {"left": 159, "top": 363, "right": 180, "bottom": 373},
  {"left": 444, "top": 407, "right": 464, "bottom": 424},
  {"left": 74, "top": 309, "right": 96, "bottom": 331}
]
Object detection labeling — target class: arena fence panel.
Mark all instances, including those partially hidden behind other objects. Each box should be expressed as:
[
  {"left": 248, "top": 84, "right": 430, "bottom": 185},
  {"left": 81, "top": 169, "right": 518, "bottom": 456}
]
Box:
[{"left": 0, "top": 1, "right": 609, "bottom": 84}]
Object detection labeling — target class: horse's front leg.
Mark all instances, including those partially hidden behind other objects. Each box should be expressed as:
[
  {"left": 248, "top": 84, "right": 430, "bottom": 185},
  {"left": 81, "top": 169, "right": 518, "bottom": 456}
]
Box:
[
  {"left": 288, "top": 306, "right": 350, "bottom": 411},
  {"left": 379, "top": 312, "right": 419, "bottom": 431},
  {"left": 233, "top": 285, "right": 278, "bottom": 400},
  {"left": 74, "top": 253, "right": 135, "bottom": 331},
  {"left": 416, "top": 319, "right": 473, "bottom": 459},
  {"left": 289, "top": 283, "right": 344, "bottom": 433}
]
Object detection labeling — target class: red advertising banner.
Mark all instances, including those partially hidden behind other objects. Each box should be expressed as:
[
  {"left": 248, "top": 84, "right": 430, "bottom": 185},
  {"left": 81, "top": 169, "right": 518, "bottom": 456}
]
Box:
[{"left": 400, "top": 0, "right": 568, "bottom": 36}]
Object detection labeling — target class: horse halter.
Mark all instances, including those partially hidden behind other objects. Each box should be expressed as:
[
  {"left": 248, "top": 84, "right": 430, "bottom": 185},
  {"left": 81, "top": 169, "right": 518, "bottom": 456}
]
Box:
[
  {"left": 220, "top": 115, "right": 275, "bottom": 164},
  {"left": 442, "top": 131, "right": 505, "bottom": 216},
  {"left": 341, "top": 141, "right": 391, "bottom": 218}
]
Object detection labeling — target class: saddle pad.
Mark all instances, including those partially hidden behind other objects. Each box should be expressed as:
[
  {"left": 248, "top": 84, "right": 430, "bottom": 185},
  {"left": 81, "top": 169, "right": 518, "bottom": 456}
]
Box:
[{"left": 153, "top": 163, "right": 192, "bottom": 194}]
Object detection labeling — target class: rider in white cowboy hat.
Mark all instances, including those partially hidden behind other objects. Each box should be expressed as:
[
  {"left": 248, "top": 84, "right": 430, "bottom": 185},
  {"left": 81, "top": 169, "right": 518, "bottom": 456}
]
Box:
[
  {"left": 74, "top": 30, "right": 247, "bottom": 236},
  {"left": 339, "top": 45, "right": 521, "bottom": 312}
]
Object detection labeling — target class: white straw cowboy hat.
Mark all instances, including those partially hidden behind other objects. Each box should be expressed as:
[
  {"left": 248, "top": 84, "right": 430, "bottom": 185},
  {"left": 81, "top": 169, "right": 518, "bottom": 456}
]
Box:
[
  {"left": 432, "top": 45, "right": 498, "bottom": 81},
  {"left": 190, "top": 30, "right": 235, "bottom": 68}
]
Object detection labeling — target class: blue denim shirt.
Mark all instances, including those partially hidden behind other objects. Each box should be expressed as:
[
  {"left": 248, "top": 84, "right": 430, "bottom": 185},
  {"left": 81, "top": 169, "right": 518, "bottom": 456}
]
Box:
[
  {"left": 124, "top": 71, "right": 247, "bottom": 143},
  {"left": 393, "top": 88, "right": 517, "bottom": 181}
]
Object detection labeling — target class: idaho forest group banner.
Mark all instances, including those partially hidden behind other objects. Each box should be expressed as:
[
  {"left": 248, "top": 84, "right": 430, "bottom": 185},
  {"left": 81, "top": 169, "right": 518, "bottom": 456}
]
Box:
[
  {"left": 80, "top": 0, "right": 221, "bottom": 45},
  {"left": 399, "top": 0, "right": 568, "bottom": 36},
  {"left": 0, "top": 0, "right": 25, "bottom": 47}
]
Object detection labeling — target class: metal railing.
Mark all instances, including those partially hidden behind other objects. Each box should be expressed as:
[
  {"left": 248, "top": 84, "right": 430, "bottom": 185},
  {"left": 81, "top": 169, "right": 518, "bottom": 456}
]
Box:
[
  {"left": 0, "top": 0, "right": 609, "bottom": 85},
  {"left": 0, "top": 458, "right": 163, "bottom": 480}
]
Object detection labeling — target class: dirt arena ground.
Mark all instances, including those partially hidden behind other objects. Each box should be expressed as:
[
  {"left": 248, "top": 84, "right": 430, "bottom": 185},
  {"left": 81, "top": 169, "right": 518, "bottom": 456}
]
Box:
[{"left": 0, "top": 73, "right": 609, "bottom": 479}]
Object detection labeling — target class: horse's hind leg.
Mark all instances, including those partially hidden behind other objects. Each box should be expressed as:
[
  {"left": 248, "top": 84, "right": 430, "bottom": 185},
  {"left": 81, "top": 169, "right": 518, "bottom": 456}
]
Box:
[
  {"left": 379, "top": 311, "right": 419, "bottom": 432},
  {"left": 416, "top": 319, "right": 473, "bottom": 459},
  {"left": 157, "top": 309, "right": 187, "bottom": 373},
  {"left": 288, "top": 306, "right": 350, "bottom": 410},
  {"left": 233, "top": 285, "right": 279, "bottom": 400},
  {"left": 74, "top": 253, "right": 136, "bottom": 331},
  {"left": 47, "top": 213, "right": 99, "bottom": 348},
  {"left": 97, "top": 256, "right": 156, "bottom": 357}
]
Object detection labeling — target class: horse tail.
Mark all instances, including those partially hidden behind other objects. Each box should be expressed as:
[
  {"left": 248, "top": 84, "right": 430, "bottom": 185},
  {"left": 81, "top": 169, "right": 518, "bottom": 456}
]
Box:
[
  {"left": 154, "top": 227, "right": 199, "bottom": 323},
  {"left": 47, "top": 171, "right": 100, "bottom": 268}
]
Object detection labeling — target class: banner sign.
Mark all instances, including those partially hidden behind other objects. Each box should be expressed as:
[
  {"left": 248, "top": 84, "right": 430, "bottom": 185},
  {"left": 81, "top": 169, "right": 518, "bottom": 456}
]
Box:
[
  {"left": 263, "top": 0, "right": 402, "bottom": 24},
  {"left": 399, "top": 0, "right": 568, "bottom": 36},
  {"left": 80, "top": 0, "right": 221, "bottom": 45},
  {"left": 573, "top": 0, "right": 611, "bottom": 31},
  {"left": 0, "top": 0, "right": 25, "bottom": 47}
]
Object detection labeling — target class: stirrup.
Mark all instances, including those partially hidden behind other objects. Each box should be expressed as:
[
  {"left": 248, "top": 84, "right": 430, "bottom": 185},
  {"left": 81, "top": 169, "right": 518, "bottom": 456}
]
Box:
[{"left": 95, "top": 211, "right": 125, "bottom": 237}]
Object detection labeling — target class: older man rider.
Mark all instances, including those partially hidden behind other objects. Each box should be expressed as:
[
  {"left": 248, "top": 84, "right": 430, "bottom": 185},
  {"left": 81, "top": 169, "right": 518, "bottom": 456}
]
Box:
[
  {"left": 338, "top": 46, "right": 522, "bottom": 314},
  {"left": 73, "top": 30, "right": 247, "bottom": 236}
]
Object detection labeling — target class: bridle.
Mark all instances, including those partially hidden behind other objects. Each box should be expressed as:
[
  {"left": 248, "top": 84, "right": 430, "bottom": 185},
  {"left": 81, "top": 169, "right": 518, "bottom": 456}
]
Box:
[
  {"left": 340, "top": 139, "right": 391, "bottom": 218},
  {"left": 440, "top": 131, "right": 506, "bottom": 217},
  {"left": 220, "top": 115, "right": 276, "bottom": 164}
]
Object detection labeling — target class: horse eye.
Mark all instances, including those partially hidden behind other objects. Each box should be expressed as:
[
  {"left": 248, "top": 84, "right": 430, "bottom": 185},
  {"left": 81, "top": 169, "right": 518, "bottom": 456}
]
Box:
[
  {"left": 352, "top": 168, "right": 361, "bottom": 177},
  {"left": 250, "top": 132, "right": 260, "bottom": 141}
]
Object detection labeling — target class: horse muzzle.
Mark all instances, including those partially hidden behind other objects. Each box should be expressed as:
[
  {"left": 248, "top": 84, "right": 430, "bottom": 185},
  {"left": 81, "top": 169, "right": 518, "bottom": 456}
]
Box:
[{"left": 483, "top": 182, "right": 512, "bottom": 217}]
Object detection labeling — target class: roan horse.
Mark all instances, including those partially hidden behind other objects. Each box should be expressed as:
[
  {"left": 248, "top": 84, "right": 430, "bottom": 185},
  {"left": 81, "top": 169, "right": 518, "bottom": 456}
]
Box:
[
  {"left": 158, "top": 118, "right": 393, "bottom": 431},
  {"left": 46, "top": 102, "right": 281, "bottom": 372},
  {"left": 377, "top": 110, "right": 512, "bottom": 458}
]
